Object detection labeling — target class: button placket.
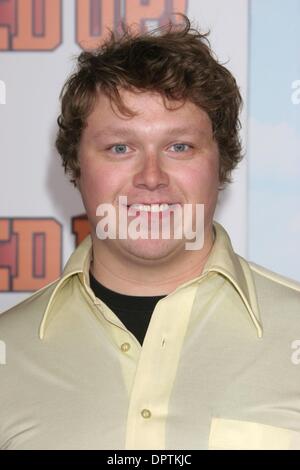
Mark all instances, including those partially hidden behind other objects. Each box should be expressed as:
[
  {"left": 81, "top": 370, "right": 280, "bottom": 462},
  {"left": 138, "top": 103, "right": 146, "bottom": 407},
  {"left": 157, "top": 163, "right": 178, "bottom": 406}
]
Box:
[{"left": 125, "top": 284, "right": 199, "bottom": 449}]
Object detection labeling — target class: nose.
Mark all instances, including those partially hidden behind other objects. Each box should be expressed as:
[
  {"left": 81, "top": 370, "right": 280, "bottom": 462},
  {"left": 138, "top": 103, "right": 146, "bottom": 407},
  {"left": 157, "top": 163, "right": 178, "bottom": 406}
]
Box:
[{"left": 132, "top": 151, "right": 169, "bottom": 191}]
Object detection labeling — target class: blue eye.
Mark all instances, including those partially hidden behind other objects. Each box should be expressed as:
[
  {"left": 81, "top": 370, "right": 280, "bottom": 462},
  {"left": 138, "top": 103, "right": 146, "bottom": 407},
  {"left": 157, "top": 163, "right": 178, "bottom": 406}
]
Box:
[
  {"left": 111, "top": 144, "right": 128, "bottom": 154},
  {"left": 170, "top": 143, "right": 190, "bottom": 152}
]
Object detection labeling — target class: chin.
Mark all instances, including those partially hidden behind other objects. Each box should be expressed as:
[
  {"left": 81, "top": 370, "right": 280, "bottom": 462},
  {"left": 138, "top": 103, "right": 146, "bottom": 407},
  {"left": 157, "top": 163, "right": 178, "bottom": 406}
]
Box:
[{"left": 119, "top": 237, "right": 184, "bottom": 262}]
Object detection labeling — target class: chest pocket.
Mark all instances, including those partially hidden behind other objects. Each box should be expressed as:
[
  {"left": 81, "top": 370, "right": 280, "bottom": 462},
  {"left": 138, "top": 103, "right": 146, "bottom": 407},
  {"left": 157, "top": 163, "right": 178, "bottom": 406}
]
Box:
[{"left": 208, "top": 417, "right": 300, "bottom": 450}]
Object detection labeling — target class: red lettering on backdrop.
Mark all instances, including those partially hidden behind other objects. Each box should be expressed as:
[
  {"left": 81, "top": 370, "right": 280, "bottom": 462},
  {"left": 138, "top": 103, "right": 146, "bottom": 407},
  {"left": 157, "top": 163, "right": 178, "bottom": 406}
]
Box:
[
  {"left": 0, "top": 219, "right": 16, "bottom": 291},
  {"left": 124, "top": 0, "right": 187, "bottom": 32},
  {"left": 0, "top": 218, "right": 62, "bottom": 292},
  {"left": 1, "top": 0, "right": 187, "bottom": 51},
  {"left": 76, "top": 0, "right": 114, "bottom": 50},
  {"left": 72, "top": 214, "right": 90, "bottom": 246},
  {"left": 76, "top": 0, "right": 187, "bottom": 50},
  {"left": 0, "top": 0, "right": 16, "bottom": 50},
  {"left": 0, "top": 0, "right": 62, "bottom": 51}
]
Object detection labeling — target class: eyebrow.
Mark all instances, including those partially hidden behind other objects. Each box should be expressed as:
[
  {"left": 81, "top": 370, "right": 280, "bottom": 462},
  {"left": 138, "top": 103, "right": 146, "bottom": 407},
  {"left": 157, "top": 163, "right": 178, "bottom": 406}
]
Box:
[{"left": 93, "top": 126, "right": 204, "bottom": 139}]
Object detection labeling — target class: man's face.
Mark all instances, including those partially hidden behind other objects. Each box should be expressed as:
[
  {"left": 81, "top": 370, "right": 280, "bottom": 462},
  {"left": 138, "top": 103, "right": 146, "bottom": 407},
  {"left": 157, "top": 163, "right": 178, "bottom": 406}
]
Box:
[{"left": 77, "top": 88, "right": 220, "bottom": 263}]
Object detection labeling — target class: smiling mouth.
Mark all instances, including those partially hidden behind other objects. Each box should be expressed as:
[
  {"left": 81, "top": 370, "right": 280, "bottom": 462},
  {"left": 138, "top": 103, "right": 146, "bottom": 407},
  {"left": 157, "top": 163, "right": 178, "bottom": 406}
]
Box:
[{"left": 126, "top": 203, "right": 181, "bottom": 213}]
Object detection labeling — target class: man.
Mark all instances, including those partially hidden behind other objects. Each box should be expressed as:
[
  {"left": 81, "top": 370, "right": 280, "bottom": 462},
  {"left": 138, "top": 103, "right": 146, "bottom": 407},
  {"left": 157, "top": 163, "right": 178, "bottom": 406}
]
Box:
[{"left": 1, "top": 15, "right": 300, "bottom": 450}]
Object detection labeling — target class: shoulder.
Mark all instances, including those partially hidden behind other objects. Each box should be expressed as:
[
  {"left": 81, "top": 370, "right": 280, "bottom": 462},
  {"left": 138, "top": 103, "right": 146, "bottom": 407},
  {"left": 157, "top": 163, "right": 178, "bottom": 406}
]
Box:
[
  {"left": 0, "top": 279, "right": 59, "bottom": 339},
  {"left": 242, "top": 259, "right": 300, "bottom": 316},
  {"left": 248, "top": 260, "right": 300, "bottom": 293},
  {"left": 237, "top": 260, "right": 300, "bottom": 341}
]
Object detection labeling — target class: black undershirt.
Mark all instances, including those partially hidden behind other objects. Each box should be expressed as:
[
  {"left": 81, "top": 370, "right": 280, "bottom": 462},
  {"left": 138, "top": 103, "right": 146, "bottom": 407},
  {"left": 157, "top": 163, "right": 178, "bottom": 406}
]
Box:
[{"left": 89, "top": 272, "right": 167, "bottom": 346}]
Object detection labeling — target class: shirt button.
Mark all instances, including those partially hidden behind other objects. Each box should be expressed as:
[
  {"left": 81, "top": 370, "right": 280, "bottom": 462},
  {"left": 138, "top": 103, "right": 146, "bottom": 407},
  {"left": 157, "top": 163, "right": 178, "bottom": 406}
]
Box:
[
  {"left": 121, "top": 342, "right": 131, "bottom": 352},
  {"left": 141, "top": 409, "right": 151, "bottom": 419}
]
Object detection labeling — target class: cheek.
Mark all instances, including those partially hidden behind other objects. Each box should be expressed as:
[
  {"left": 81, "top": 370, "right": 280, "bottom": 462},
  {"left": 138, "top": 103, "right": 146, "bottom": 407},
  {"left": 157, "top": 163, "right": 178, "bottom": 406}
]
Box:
[
  {"left": 79, "top": 161, "right": 127, "bottom": 209},
  {"left": 179, "top": 158, "right": 219, "bottom": 199}
]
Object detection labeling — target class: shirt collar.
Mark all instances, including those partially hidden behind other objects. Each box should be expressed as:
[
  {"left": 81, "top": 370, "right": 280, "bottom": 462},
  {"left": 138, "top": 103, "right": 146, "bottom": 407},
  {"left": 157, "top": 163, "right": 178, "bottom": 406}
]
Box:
[
  {"left": 203, "top": 222, "right": 263, "bottom": 338},
  {"left": 39, "top": 221, "right": 263, "bottom": 340}
]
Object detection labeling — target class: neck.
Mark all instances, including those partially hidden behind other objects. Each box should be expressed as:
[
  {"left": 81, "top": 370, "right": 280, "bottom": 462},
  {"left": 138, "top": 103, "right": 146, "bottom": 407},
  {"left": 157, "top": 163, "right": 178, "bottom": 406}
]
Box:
[{"left": 90, "top": 226, "right": 215, "bottom": 296}]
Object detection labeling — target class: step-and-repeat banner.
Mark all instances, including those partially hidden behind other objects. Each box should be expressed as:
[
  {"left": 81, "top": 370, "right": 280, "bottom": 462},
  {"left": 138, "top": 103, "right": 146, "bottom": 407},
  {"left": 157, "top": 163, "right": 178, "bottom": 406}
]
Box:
[{"left": 0, "top": 0, "right": 298, "bottom": 312}]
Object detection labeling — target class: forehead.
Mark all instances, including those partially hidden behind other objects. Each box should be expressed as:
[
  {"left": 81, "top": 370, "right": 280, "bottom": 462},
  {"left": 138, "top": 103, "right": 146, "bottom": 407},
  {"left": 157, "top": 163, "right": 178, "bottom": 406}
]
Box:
[{"left": 86, "top": 88, "right": 213, "bottom": 134}]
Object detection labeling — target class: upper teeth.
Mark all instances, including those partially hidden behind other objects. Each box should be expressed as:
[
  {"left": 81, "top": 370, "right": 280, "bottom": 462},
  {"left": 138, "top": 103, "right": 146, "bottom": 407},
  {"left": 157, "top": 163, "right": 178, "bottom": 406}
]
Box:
[{"left": 129, "top": 203, "right": 171, "bottom": 213}]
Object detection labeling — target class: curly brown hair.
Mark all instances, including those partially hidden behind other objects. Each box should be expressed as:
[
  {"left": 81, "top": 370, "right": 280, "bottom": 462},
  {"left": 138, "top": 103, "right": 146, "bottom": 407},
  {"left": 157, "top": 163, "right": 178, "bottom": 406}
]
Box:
[{"left": 56, "top": 14, "right": 243, "bottom": 188}]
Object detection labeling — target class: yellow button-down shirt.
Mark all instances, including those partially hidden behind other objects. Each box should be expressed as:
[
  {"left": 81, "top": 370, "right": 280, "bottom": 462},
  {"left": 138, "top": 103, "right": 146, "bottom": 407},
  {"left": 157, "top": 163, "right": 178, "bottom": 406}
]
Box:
[{"left": 1, "top": 222, "right": 300, "bottom": 450}]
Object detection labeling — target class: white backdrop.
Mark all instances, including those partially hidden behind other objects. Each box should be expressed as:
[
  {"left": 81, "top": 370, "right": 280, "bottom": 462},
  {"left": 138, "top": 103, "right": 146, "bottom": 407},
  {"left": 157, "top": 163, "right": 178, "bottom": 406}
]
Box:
[{"left": 0, "top": 0, "right": 249, "bottom": 312}]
